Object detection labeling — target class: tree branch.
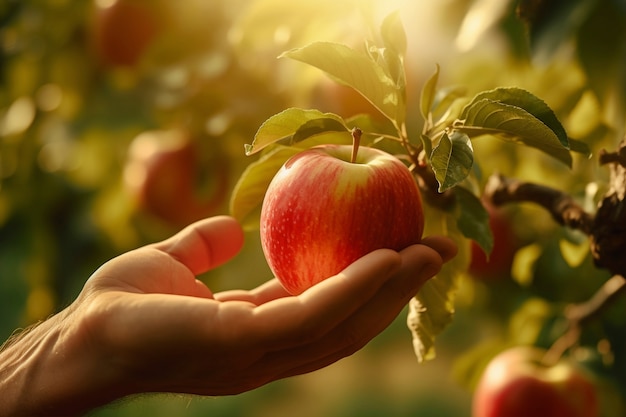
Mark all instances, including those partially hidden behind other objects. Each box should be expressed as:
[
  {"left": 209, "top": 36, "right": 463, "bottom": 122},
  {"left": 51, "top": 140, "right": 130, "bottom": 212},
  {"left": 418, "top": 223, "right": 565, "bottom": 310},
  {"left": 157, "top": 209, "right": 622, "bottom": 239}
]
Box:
[
  {"left": 543, "top": 274, "right": 626, "bottom": 365},
  {"left": 598, "top": 142, "right": 626, "bottom": 167},
  {"left": 483, "top": 173, "right": 595, "bottom": 235}
]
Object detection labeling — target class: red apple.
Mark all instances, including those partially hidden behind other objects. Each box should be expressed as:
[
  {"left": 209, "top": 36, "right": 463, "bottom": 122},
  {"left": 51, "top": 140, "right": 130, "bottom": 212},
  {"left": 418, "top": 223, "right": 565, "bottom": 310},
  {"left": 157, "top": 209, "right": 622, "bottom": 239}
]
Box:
[
  {"left": 260, "top": 143, "right": 424, "bottom": 295},
  {"left": 472, "top": 346, "right": 600, "bottom": 417},
  {"left": 90, "top": 0, "right": 163, "bottom": 68},
  {"left": 123, "top": 129, "right": 229, "bottom": 227},
  {"left": 469, "top": 203, "right": 518, "bottom": 280}
]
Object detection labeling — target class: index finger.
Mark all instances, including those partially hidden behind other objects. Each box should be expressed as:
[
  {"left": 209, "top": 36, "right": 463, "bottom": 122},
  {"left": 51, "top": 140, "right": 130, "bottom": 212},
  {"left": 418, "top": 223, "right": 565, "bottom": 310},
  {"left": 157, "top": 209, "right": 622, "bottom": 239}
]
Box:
[
  {"left": 232, "top": 244, "right": 441, "bottom": 351},
  {"left": 210, "top": 248, "right": 402, "bottom": 350}
]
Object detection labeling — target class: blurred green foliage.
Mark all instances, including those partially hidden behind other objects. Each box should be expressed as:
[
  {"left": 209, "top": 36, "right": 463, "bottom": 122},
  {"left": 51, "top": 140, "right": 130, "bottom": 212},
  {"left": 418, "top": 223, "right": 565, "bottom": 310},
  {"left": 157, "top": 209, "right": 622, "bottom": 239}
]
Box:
[{"left": 1, "top": 0, "right": 626, "bottom": 416}]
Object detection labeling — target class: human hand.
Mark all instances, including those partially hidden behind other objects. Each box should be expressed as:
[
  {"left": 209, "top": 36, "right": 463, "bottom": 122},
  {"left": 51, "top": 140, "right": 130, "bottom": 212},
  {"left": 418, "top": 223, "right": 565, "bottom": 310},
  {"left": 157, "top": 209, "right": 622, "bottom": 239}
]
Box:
[{"left": 1, "top": 216, "right": 456, "bottom": 416}]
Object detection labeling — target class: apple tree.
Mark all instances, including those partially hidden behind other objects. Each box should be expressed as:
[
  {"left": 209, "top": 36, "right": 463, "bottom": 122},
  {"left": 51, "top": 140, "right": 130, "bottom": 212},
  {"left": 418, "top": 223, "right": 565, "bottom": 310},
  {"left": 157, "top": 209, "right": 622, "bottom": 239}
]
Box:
[
  {"left": 1, "top": 0, "right": 625, "bottom": 415},
  {"left": 230, "top": 2, "right": 626, "bottom": 415}
]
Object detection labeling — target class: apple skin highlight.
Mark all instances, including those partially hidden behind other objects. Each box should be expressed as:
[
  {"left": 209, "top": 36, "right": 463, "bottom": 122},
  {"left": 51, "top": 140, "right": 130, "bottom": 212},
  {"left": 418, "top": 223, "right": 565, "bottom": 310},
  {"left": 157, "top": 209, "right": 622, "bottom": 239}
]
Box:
[{"left": 260, "top": 145, "right": 424, "bottom": 295}]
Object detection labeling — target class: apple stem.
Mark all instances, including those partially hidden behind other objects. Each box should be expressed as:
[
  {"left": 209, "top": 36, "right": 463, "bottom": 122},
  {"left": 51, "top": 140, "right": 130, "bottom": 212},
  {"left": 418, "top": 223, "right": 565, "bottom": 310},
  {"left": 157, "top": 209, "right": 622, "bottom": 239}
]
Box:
[{"left": 351, "top": 127, "right": 362, "bottom": 163}]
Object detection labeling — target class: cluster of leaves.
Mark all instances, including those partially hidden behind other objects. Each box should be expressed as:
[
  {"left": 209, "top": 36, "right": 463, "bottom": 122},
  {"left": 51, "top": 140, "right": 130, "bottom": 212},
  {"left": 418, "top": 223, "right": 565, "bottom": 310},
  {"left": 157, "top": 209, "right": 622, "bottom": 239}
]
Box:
[{"left": 230, "top": 11, "right": 580, "bottom": 361}]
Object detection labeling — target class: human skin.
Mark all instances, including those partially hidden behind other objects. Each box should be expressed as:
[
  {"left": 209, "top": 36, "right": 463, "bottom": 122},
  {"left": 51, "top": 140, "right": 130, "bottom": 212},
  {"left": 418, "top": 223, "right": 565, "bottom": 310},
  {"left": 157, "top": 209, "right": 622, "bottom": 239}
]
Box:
[{"left": 0, "top": 216, "right": 457, "bottom": 417}]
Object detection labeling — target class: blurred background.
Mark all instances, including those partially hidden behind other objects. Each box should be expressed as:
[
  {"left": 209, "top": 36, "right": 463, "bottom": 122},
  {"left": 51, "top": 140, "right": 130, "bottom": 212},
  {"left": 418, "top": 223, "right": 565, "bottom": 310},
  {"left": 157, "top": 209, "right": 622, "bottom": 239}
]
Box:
[{"left": 1, "top": 0, "right": 625, "bottom": 416}]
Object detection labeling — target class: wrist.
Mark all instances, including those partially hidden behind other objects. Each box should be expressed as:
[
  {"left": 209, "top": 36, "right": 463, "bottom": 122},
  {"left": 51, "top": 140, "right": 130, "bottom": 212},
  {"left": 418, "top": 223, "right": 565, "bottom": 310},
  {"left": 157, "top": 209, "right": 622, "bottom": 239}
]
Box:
[{"left": 0, "top": 308, "right": 129, "bottom": 416}]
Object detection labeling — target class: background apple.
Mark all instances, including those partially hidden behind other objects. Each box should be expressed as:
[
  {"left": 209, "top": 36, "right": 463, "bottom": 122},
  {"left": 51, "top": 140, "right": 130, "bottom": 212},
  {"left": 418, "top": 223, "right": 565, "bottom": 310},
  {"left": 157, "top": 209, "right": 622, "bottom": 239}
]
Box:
[
  {"left": 469, "top": 203, "right": 519, "bottom": 280},
  {"left": 472, "top": 346, "right": 600, "bottom": 417},
  {"left": 123, "top": 129, "right": 229, "bottom": 227},
  {"left": 89, "top": 0, "right": 163, "bottom": 68},
  {"left": 260, "top": 144, "right": 424, "bottom": 295}
]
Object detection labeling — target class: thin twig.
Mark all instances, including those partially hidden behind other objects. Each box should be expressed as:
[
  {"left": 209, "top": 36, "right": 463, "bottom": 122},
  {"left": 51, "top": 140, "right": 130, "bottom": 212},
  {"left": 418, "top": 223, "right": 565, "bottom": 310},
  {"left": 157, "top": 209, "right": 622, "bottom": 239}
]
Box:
[
  {"left": 543, "top": 274, "right": 626, "bottom": 365},
  {"left": 566, "top": 274, "right": 626, "bottom": 324}
]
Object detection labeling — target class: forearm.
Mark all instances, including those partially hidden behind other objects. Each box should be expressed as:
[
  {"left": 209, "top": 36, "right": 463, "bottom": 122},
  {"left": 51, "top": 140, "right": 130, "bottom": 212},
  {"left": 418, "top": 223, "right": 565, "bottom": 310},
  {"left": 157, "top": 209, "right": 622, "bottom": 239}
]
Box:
[{"left": 0, "top": 310, "right": 125, "bottom": 417}]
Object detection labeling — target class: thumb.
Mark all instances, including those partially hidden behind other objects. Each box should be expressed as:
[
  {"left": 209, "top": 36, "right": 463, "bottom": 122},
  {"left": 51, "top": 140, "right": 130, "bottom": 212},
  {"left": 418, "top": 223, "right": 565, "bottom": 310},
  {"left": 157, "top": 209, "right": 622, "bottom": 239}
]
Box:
[{"left": 152, "top": 216, "right": 245, "bottom": 275}]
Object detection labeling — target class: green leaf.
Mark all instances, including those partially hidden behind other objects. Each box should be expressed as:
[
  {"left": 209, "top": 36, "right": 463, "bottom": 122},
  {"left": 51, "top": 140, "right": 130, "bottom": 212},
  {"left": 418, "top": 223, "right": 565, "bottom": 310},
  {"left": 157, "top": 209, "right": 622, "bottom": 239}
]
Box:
[
  {"left": 292, "top": 117, "right": 348, "bottom": 143},
  {"left": 379, "top": 11, "right": 407, "bottom": 90},
  {"left": 462, "top": 87, "right": 568, "bottom": 147},
  {"left": 430, "top": 130, "right": 474, "bottom": 192},
  {"left": 408, "top": 205, "right": 466, "bottom": 362},
  {"left": 380, "top": 10, "right": 407, "bottom": 58},
  {"left": 245, "top": 108, "right": 347, "bottom": 155},
  {"left": 280, "top": 42, "right": 403, "bottom": 126},
  {"left": 460, "top": 98, "right": 572, "bottom": 167},
  {"left": 431, "top": 85, "right": 467, "bottom": 123},
  {"left": 420, "top": 133, "right": 433, "bottom": 162},
  {"left": 455, "top": 187, "right": 493, "bottom": 255},
  {"left": 379, "top": 47, "right": 406, "bottom": 95},
  {"left": 420, "top": 64, "right": 440, "bottom": 122}
]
